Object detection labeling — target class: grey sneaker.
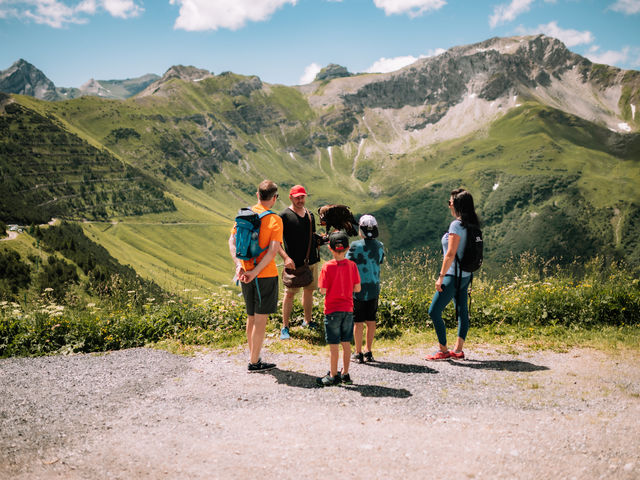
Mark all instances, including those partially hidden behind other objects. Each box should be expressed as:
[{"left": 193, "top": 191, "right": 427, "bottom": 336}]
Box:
[
  {"left": 302, "top": 321, "right": 318, "bottom": 330},
  {"left": 280, "top": 327, "right": 290, "bottom": 340},
  {"left": 316, "top": 374, "right": 339, "bottom": 387},
  {"left": 248, "top": 360, "right": 276, "bottom": 372}
]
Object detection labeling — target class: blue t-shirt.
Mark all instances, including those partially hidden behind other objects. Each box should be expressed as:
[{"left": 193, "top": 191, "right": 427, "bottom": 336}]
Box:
[
  {"left": 442, "top": 219, "right": 471, "bottom": 277},
  {"left": 346, "top": 238, "right": 385, "bottom": 301}
]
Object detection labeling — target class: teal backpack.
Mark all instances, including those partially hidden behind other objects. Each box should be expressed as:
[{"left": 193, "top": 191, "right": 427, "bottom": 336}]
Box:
[
  {"left": 234, "top": 208, "right": 275, "bottom": 261},
  {"left": 234, "top": 207, "right": 276, "bottom": 303}
]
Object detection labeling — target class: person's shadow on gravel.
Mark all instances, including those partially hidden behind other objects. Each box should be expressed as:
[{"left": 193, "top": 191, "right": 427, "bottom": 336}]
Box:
[
  {"left": 448, "top": 359, "right": 549, "bottom": 372},
  {"left": 266, "top": 368, "right": 321, "bottom": 389},
  {"left": 341, "top": 384, "right": 412, "bottom": 398},
  {"left": 361, "top": 360, "right": 438, "bottom": 375},
  {"left": 265, "top": 368, "right": 412, "bottom": 397}
]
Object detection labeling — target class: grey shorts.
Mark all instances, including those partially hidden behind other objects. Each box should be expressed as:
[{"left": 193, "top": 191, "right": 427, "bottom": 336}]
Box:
[
  {"left": 324, "top": 311, "right": 354, "bottom": 344},
  {"left": 241, "top": 276, "right": 279, "bottom": 316}
]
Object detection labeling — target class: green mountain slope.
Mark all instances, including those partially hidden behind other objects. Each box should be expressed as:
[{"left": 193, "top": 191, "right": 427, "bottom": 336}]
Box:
[
  {"left": 2, "top": 36, "right": 640, "bottom": 297},
  {"left": 370, "top": 103, "right": 640, "bottom": 269},
  {"left": 0, "top": 95, "right": 175, "bottom": 224}
]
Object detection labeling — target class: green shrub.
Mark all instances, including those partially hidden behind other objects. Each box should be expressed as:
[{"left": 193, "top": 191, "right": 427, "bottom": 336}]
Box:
[
  {"left": 0, "top": 250, "right": 31, "bottom": 298},
  {"left": 1, "top": 252, "right": 638, "bottom": 357}
]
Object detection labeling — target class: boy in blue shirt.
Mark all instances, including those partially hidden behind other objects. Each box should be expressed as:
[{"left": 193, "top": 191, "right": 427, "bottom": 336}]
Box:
[{"left": 346, "top": 215, "right": 384, "bottom": 363}]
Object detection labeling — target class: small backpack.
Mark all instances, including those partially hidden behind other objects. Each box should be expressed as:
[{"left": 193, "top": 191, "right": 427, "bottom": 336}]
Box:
[
  {"left": 453, "top": 223, "right": 483, "bottom": 324},
  {"left": 234, "top": 207, "right": 275, "bottom": 262},
  {"left": 456, "top": 224, "right": 483, "bottom": 273}
]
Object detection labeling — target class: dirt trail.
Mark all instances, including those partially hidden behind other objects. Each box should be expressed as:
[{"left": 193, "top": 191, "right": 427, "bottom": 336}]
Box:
[
  {"left": 0, "top": 230, "right": 18, "bottom": 241},
  {"left": 1, "top": 346, "right": 638, "bottom": 479}
]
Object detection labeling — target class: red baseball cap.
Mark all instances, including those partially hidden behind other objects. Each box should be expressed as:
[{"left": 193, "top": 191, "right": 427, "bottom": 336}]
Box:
[{"left": 289, "top": 185, "right": 307, "bottom": 197}]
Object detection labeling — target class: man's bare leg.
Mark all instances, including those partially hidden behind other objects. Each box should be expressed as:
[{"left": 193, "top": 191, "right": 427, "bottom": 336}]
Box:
[{"left": 249, "top": 313, "right": 268, "bottom": 364}]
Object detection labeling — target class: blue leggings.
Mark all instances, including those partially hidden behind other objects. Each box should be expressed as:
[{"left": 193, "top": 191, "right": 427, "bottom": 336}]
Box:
[{"left": 428, "top": 275, "right": 471, "bottom": 347}]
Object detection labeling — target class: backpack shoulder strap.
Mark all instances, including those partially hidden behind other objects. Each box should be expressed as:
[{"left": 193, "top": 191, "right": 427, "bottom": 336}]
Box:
[{"left": 258, "top": 209, "right": 275, "bottom": 219}]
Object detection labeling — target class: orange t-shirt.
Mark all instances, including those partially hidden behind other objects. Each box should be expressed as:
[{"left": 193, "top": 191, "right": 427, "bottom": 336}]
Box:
[{"left": 232, "top": 204, "right": 283, "bottom": 278}]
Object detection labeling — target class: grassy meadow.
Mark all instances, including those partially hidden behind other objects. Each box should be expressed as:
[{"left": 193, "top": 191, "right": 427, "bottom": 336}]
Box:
[{"left": 2, "top": 246, "right": 638, "bottom": 358}]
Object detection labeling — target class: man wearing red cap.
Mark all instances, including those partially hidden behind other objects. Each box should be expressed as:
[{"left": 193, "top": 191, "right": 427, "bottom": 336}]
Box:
[{"left": 278, "top": 184, "right": 321, "bottom": 339}]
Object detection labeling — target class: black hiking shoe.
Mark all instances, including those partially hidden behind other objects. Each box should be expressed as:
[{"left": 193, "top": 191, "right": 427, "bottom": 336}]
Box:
[
  {"left": 324, "top": 370, "right": 341, "bottom": 383},
  {"left": 248, "top": 360, "right": 276, "bottom": 372},
  {"left": 363, "top": 351, "right": 374, "bottom": 362},
  {"left": 316, "top": 374, "right": 339, "bottom": 387},
  {"left": 353, "top": 352, "right": 364, "bottom": 363},
  {"left": 340, "top": 373, "right": 353, "bottom": 385}
]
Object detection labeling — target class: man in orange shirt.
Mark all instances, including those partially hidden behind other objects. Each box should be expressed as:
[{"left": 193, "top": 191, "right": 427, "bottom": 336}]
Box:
[{"left": 229, "top": 179, "right": 283, "bottom": 372}]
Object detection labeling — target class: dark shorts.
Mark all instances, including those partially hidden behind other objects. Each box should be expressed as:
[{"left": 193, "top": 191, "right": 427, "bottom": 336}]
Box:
[
  {"left": 241, "top": 276, "right": 279, "bottom": 316},
  {"left": 354, "top": 298, "right": 379, "bottom": 323},
  {"left": 324, "top": 311, "right": 354, "bottom": 344}
]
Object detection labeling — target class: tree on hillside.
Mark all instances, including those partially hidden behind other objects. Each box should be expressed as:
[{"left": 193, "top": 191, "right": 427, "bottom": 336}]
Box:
[
  {"left": 0, "top": 250, "right": 32, "bottom": 299},
  {"left": 35, "top": 256, "right": 78, "bottom": 302}
]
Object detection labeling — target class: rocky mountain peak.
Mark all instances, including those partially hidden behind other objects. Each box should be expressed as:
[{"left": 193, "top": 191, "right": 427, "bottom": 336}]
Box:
[
  {"left": 80, "top": 78, "right": 113, "bottom": 97},
  {"left": 0, "top": 59, "right": 59, "bottom": 101},
  {"left": 136, "top": 65, "right": 214, "bottom": 97},
  {"left": 315, "top": 64, "right": 353, "bottom": 82},
  {"left": 162, "top": 65, "right": 213, "bottom": 83}
]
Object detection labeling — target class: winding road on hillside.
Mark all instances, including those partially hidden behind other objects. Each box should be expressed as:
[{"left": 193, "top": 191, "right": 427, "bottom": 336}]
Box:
[
  {"left": 0, "top": 231, "right": 18, "bottom": 241},
  {"left": 1, "top": 345, "right": 638, "bottom": 479}
]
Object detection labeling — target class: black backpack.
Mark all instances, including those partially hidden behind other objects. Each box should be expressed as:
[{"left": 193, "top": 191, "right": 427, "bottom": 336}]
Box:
[
  {"left": 453, "top": 223, "right": 483, "bottom": 323},
  {"left": 455, "top": 224, "right": 483, "bottom": 273}
]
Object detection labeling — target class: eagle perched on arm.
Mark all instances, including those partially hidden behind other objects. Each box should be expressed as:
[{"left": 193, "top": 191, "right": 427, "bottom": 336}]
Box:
[{"left": 317, "top": 204, "right": 358, "bottom": 237}]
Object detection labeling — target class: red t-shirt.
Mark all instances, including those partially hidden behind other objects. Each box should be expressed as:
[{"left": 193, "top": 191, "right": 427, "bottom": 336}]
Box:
[{"left": 318, "top": 259, "right": 361, "bottom": 314}]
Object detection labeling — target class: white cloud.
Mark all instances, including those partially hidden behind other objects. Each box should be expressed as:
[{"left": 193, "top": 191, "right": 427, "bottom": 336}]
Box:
[
  {"left": 75, "top": 0, "right": 97, "bottom": 14},
  {"left": 102, "top": 0, "right": 142, "bottom": 18},
  {"left": 585, "top": 45, "right": 630, "bottom": 66},
  {"left": 22, "top": 1, "right": 86, "bottom": 27},
  {"left": 299, "top": 63, "right": 322, "bottom": 85},
  {"left": 366, "top": 55, "right": 422, "bottom": 73},
  {"left": 0, "top": 0, "right": 142, "bottom": 27},
  {"left": 170, "top": 0, "right": 297, "bottom": 31},
  {"left": 373, "top": 0, "right": 446, "bottom": 18},
  {"left": 365, "top": 49, "right": 444, "bottom": 73},
  {"left": 609, "top": 0, "right": 640, "bottom": 14},
  {"left": 489, "top": 0, "right": 534, "bottom": 28},
  {"left": 515, "top": 21, "right": 594, "bottom": 47}
]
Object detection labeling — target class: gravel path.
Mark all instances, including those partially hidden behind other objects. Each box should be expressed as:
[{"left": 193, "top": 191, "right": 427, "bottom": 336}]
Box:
[{"left": 1, "top": 344, "right": 639, "bottom": 479}]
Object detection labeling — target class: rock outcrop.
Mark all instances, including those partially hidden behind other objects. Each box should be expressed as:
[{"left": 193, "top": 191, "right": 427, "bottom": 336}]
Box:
[{"left": 315, "top": 64, "right": 353, "bottom": 82}]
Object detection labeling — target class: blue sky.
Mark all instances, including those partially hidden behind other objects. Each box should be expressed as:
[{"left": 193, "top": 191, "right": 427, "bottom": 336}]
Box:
[{"left": 1, "top": 0, "right": 639, "bottom": 88}]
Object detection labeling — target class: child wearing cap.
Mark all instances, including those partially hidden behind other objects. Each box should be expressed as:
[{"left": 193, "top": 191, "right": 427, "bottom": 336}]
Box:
[
  {"left": 347, "top": 215, "right": 385, "bottom": 363},
  {"left": 317, "top": 231, "right": 361, "bottom": 387}
]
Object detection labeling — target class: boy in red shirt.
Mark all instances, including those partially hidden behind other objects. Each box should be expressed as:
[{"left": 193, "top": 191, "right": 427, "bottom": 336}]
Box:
[{"left": 317, "top": 231, "right": 361, "bottom": 386}]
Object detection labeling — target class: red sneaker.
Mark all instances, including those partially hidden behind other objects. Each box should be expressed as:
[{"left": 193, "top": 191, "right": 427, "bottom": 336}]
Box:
[
  {"left": 425, "top": 350, "right": 451, "bottom": 361},
  {"left": 449, "top": 350, "right": 465, "bottom": 359}
]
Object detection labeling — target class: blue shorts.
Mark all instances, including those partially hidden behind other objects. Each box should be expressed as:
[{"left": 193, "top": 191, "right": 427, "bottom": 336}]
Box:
[{"left": 324, "top": 311, "right": 354, "bottom": 344}]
